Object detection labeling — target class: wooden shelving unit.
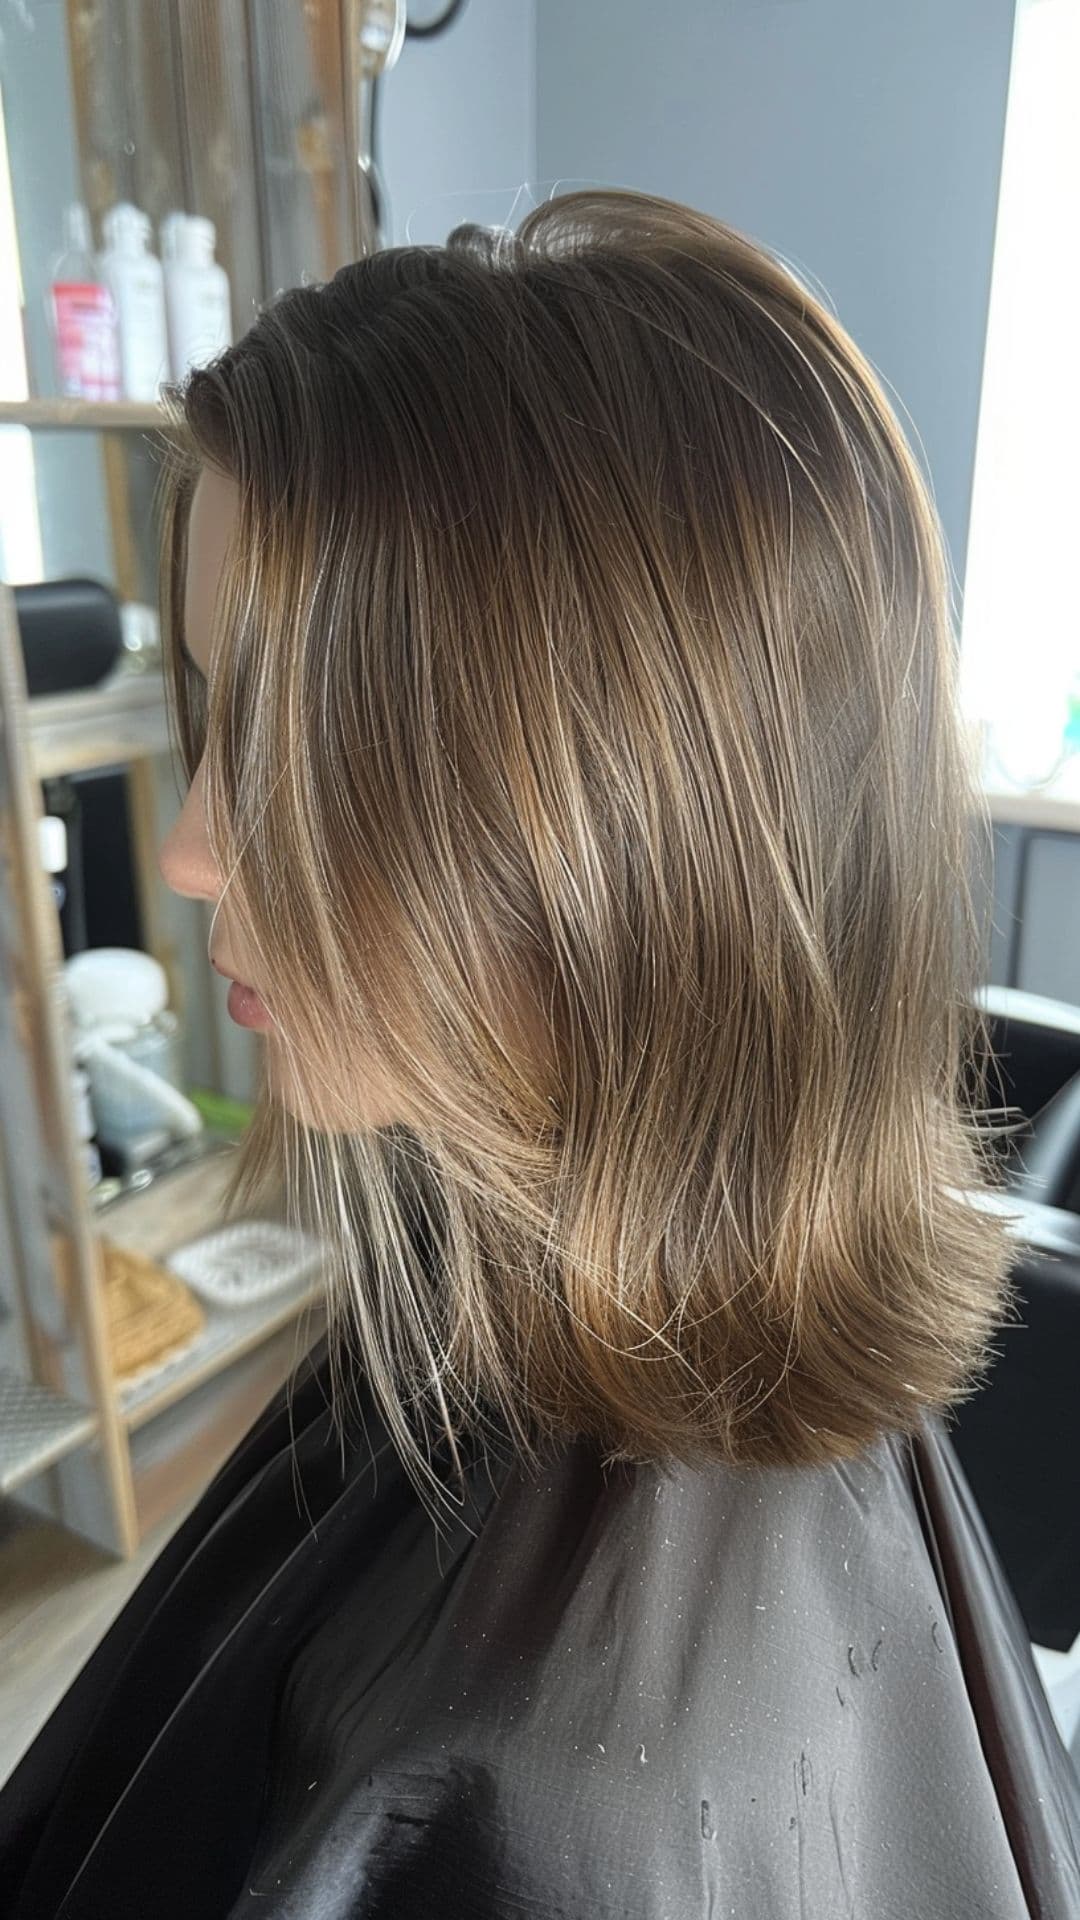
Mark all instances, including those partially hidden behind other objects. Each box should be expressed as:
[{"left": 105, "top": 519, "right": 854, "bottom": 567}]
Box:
[
  {"left": 28, "top": 672, "right": 171, "bottom": 779},
  {"left": 0, "top": 401, "right": 326, "bottom": 1559},
  {"left": 94, "top": 1148, "right": 325, "bottom": 1431},
  {"left": 0, "top": 398, "right": 166, "bottom": 431}
]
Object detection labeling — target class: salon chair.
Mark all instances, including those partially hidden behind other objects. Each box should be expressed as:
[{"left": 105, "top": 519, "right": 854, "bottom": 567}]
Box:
[{"left": 946, "top": 986, "right": 1080, "bottom": 1654}]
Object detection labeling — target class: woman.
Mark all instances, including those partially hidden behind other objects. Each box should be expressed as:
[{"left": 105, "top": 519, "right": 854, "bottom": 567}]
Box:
[{"left": 2, "top": 188, "right": 1078, "bottom": 1917}]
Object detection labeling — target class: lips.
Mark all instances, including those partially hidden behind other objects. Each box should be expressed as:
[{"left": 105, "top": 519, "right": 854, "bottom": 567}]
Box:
[
  {"left": 212, "top": 956, "right": 272, "bottom": 1031},
  {"left": 226, "top": 978, "right": 273, "bottom": 1030}
]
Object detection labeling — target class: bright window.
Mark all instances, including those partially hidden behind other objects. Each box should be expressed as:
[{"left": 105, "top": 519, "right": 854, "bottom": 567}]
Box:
[
  {"left": 0, "top": 79, "right": 41, "bottom": 583},
  {"left": 960, "top": 0, "right": 1080, "bottom": 795}
]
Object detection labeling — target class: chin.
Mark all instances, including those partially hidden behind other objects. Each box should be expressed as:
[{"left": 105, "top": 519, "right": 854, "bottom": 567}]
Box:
[{"left": 264, "top": 1035, "right": 391, "bottom": 1131}]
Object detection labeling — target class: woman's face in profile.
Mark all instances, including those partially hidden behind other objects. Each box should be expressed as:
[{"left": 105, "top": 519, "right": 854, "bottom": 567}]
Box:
[{"left": 157, "top": 466, "right": 395, "bottom": 1132}]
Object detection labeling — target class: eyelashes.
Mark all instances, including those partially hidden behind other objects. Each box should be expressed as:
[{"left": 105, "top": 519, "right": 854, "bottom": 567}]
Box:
[{"left": 177, "top": 656, "right": 209, "bottom": 778}]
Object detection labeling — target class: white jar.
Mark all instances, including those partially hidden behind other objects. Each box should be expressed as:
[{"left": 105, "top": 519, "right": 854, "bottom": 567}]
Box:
[
  {"left": 161, "top": 212, "right": 232, "bottom": 382},
  {"left": 70, "top": 1064, "right": 102, "bottom": 1189},
  {"left": 98, "top": 202, "right": 169, "bottom": 401}
]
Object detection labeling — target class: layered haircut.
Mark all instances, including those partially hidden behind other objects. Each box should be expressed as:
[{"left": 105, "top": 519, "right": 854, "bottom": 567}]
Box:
[{"left": 160, "top": 187, "right": 1014, "bottom": 1521}]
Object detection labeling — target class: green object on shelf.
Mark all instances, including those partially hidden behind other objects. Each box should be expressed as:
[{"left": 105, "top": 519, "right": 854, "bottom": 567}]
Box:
[{"left": 188, "top": 1088, "right": 254, "bottom": 1137}]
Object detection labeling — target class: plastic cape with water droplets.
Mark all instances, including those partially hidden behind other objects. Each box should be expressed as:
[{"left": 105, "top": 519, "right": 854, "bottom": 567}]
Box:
[{"left": 2, "top": 1326, "right": 1078, "bottom": 1918}]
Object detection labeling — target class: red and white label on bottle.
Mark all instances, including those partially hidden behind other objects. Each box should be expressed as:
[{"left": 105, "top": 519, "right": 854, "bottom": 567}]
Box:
[{"left": 51, "top": 282, "right": 121, "bottom": 401}]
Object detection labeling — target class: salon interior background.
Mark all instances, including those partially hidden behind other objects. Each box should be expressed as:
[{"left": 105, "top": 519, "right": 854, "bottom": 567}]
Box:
[{"left": 4, "top": 0, "right": 1070, "bottom": 1002}]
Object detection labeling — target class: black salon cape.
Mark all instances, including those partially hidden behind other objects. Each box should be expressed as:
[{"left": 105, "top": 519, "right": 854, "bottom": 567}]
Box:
[{"left": 2, "top": 1329, "right": 1079, "bottom": 1919}]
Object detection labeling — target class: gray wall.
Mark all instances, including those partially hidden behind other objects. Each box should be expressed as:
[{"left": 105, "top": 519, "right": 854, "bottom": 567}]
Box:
[
  {"left": 533, "top": 0, "right": 1068, "bottom": 1000},
  {"left": 992, "top": 825, "right": 1080, "bottom": 1007},
  {"left": 381, "top": 0, "right": 536, "bottom": 248},
  {"left": 535, "top": 0, "right": 1017, "bottom": 610}
]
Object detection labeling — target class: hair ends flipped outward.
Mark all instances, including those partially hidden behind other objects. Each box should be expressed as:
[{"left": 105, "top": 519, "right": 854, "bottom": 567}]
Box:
[{"left": 159, "top": 187, "right": 1017, "bottom": 1528}]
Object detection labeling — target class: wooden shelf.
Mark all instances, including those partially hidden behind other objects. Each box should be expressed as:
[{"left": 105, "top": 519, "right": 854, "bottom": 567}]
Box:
[
  {"left": 94, "top": 1147, "right": 240, "bottom": 1263},
  {"left": 985, "top": 786, "right": 1080, "bottom": 834},
  {"left": 119, "top": 1278, "right": 324, "bottom": 1431},
  {"left": 95, "top": 1144, "right": 326, "bottom": 1433},
  {"left": 0, "top": 398, "right": 167, "bottom": 432},
  {"left": 27, "top": 671, "right": 170, "bottom": 778}
]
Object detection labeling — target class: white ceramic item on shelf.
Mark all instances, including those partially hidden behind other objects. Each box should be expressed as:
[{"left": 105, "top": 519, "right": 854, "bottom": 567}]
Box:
[
  {"left": 165, "top": 1221, "right": 326, "bottom": 1310},
  {"left": 64, "top": 946, "right": 169, "bottom": 1032},
  {"left": 73, "top": 1030, "right": 202, "bottom": 1141},
  {"left": 63, "top": 948, "right": 202, "bottom": 1149}
]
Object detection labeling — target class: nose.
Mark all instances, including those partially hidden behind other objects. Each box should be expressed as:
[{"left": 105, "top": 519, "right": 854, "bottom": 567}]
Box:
[{"left": 157, "top": 758, "right": 222, "bottom": 903}]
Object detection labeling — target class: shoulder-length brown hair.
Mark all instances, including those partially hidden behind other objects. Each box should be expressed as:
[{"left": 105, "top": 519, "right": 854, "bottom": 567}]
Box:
[{"left": 160, "top": 187, "right": 1013, "bottom": 1518}]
